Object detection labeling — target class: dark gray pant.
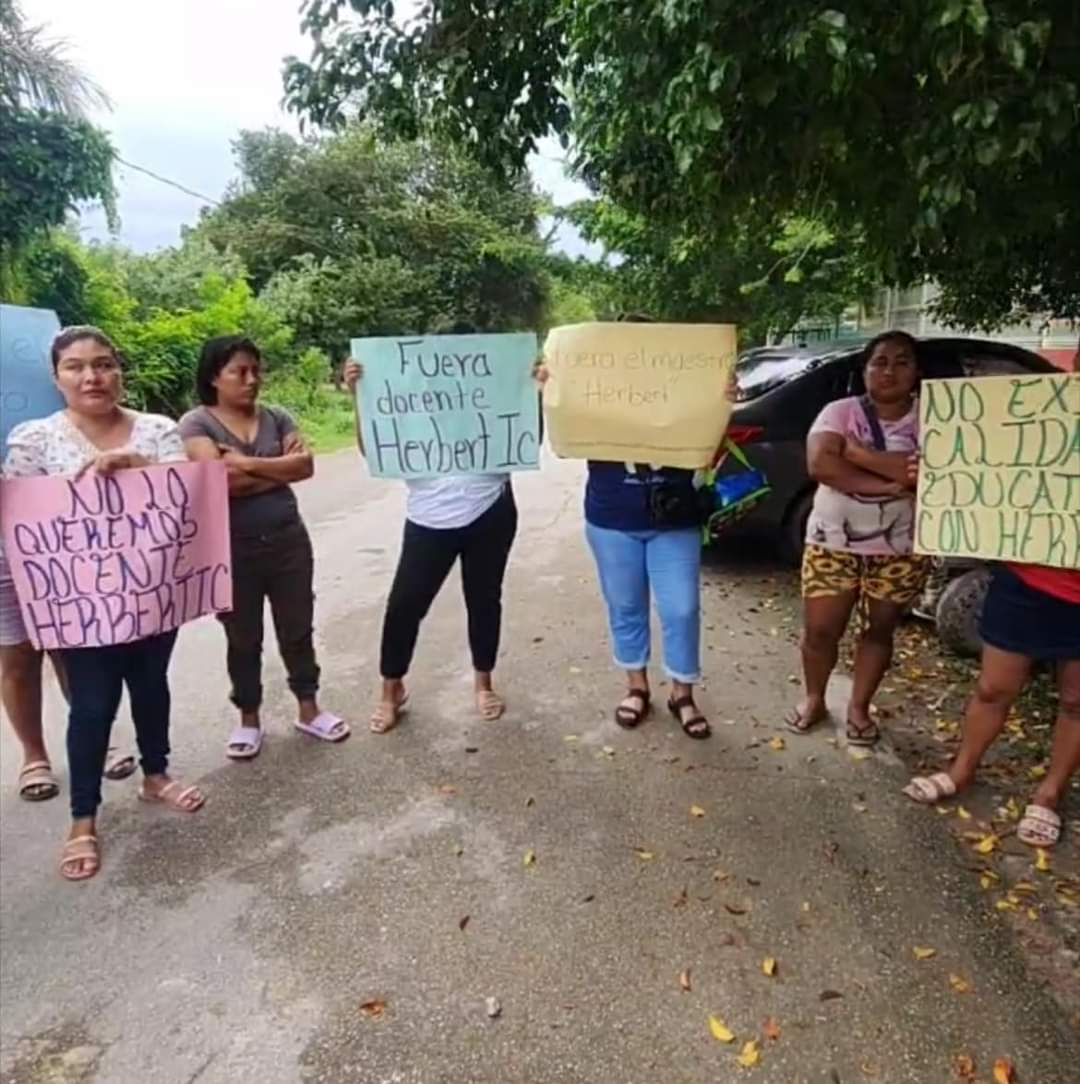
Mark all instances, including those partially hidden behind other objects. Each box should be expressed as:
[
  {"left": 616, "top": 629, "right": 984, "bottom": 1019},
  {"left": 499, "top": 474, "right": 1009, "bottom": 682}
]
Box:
[{"left": 219, "top": 521, "right": 320, "bottom": 710}]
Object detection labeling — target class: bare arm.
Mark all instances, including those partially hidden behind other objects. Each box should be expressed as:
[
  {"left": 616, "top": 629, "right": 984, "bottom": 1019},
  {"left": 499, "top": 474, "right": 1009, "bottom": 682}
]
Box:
[
  {"left": 842, "top": 441, "right": 912, "bottom": 486},
  {"left": 344, "top": 359, "right": 366, "bottom": 457},
  {"left": 237, "top": 431, "right": 314, "bottom": 483},
  {"left": 808, "top": 432, "right": 906, "bottom": 498},
  {"left": 183, "top": 436, "right": 280, "bottom": 496}
]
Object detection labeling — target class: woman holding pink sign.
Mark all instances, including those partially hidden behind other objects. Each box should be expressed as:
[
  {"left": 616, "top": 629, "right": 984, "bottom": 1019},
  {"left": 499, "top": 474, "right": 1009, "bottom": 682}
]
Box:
[{"left": 4, "top": 326, "right": 206, "bottom": 882}]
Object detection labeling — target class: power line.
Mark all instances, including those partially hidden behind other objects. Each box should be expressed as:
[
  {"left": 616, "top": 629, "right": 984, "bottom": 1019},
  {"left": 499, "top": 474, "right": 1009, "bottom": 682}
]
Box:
[{"left": 115, "top": 156, "right": 222, "bottom": 207}]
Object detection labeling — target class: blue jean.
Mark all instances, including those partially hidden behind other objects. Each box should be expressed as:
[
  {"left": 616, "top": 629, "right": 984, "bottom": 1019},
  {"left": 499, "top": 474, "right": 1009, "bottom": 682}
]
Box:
[
  {"left": 60, "top": 631, "right": 178, "bottom": 818},
  {"left": 585, "top": 523, "right": 702, "bottom": 682}
]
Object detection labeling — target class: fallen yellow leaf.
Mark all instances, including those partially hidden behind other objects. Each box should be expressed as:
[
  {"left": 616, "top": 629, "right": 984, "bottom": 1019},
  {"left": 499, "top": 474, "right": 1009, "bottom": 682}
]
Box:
[
  {"left": 801, "top": 900, "right": 811, "bottom": 912},
  {"left": 949, "top": 973, "right": 971, "bottom": 994},
  {"left": 690, "top": 804, "right": 706, "bottom": 818},
  {"left": 973, "top": 834, "right": 999, "bottom": 855},
  {"left": 634, "top": 848, "right": 654, "bottom": 861},
  {"left": 1028, "top": 764, "right": 1047, "bottom": 780},
  {"left": 523, "top": 849, "right": 536, "bottom": 867},
  {"left": 768, "top": 736, "right": 785, "bottom": 751},
  {"left": 1035, "top": 848, "right": 1051, "bottom": 872},
  {"left": 563, "top": 734, "right": 579, "bottom": 743},
  {"left": 708, "top": 1014, "right": 735, "bottom": 1043},
  {"left": 980, "top": 870, "right": 999, "bottom": 889},
  {"left": 913, "top": 946, "right": 937, "bottom": 960},
  {"left": 762, "top": 1016, "right": 781, "bottom": 1041},
  {"left": 956, "top": 805, "right": 972, "bottom": 820},
  {"left": 762, "top": 957, "right": 777, "bottom": 977},
  {"left": 992, "top": 1057, "right": 1015, "bottom": 1084},
  {"left": 679, "top": 968, "right": 692, "bottom": 992},
  {"left": 736, "top": 1039, "right": 760, "bottom": 1068},
  {"left": 1027, "top": 907, "right": 1039, "bottom": 921}
]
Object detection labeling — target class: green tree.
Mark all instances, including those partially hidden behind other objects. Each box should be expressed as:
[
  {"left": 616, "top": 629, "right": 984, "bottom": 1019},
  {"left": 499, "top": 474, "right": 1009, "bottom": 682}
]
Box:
[
  {"left": 0, "top": 0, "right": 115, "bottom": 262},
  {"left": 285, "top": 0, "right": 1080, "bottom": 328},
  {"left": 195, "top": 127, "right": 554, "bottom": 358}
]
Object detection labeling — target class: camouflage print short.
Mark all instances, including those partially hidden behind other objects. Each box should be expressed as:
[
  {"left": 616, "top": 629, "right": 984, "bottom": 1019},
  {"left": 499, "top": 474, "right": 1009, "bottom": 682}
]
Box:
[{"left": 801, "top": 543, "right": 930, "bottom": 605}]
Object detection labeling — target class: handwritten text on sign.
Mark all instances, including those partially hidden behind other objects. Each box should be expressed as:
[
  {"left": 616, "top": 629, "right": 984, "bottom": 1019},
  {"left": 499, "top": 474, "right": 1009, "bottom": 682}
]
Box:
[
  {"left": 353, "top": 333, "right": 540, "bottom": 479},
  {"left": 542, "top": 322, "right": 737, "bottom": 469},
  {"left": 915, "top": 374, "right": 1079, "bottom": 569},
  {"left": 1, "top": 461, "right": 233, "bottom": 649}
]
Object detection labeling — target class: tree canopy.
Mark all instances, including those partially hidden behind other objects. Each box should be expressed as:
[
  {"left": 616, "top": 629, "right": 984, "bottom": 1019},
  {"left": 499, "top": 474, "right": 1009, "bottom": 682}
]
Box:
[
  {"left": 285, "top": 0, "right": 1080, "bottom": 327},
  {"left": 0, "top": 0, "right": 114, "bottom": 258}
]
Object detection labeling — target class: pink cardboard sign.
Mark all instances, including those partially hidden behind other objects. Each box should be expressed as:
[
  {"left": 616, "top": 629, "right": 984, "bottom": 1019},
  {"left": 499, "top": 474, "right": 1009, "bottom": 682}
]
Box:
[{"left": 1, "top": 461, "right": 232, "bottom": 649}]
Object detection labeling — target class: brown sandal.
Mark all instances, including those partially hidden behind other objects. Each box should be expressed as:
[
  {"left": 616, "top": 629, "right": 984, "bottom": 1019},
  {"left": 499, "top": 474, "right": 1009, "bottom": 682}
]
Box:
[
  {"left": 615, "top": 688, "right": 650, "bottom": 729},
  {"left": 845, "top": 717, "right": 880, "bottom": 747},
  {"left": 668, "top": 695, "right": 711, "bottom": 740}
]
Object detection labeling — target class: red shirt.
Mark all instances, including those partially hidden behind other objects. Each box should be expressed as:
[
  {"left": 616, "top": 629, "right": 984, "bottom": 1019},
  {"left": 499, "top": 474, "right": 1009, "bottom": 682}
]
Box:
[{"left": 1008, "top": 563, "right": 1080, "bottom": 604}]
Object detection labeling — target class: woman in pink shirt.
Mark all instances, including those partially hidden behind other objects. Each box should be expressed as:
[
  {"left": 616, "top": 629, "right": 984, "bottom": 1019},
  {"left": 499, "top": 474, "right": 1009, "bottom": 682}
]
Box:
[{"left": 787, "top": 331, "right": 928, "bottom": 746}]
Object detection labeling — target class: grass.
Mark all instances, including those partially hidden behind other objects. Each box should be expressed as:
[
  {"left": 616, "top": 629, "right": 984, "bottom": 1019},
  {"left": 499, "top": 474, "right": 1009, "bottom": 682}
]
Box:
[{"left": 264, "top": 377, "right": 357, "bottom": 454}]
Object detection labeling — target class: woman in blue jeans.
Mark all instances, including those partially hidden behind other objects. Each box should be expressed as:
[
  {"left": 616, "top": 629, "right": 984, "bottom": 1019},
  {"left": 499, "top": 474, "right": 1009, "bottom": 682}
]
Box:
[
  {"left": 584, "top": 462, "right": 710, "bottom": 737},
  {"left": 4, "top": 326, "right": 205, "bottom": 881}
]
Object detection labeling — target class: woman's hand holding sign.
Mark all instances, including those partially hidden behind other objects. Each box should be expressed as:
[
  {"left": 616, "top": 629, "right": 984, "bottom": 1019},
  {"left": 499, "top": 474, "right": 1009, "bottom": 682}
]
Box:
[{"left": 76, "top": 448, "right": 152, "bottom": 480}]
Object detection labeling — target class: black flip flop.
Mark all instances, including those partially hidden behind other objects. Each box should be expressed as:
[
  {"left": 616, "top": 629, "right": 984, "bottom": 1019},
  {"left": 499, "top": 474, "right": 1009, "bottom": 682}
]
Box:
[
  {"left": 668, "top": 695, "right": 711, "bottom": 740},
  {"left": 614, "top": 689, "right": 650, "bottom": 729},
  {"left": 845, "top": 717, "right": 880, "bottom": 747}
]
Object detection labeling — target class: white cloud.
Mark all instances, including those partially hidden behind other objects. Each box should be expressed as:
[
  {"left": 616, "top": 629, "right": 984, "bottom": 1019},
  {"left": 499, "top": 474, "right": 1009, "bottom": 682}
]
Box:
[{"left": 23, "top": 0, "right": 599, "bottom": 257}]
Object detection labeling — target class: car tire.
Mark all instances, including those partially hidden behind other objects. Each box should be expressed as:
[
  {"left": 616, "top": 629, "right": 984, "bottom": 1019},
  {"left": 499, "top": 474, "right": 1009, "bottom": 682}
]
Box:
[
  {"left": 779, "top": 489, "right": 814, "bottom": 567},
  {"left": 935, "top": 567, "right": 991, "bottom": 657}
]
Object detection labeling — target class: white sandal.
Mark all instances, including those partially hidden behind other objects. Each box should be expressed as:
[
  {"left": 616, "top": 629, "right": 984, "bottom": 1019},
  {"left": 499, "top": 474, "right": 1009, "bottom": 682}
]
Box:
[
  {"left": 902, "top": 772, "right": 958, "bottom": 804},
  {"left": 1017, "top": 804, "right": 1061, "bottom": 848}
]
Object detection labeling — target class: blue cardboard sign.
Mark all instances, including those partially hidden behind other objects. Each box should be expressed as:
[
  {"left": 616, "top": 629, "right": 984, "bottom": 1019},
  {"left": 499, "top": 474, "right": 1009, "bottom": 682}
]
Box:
[
  {"left": 1, "top": 305, "right": 63, "bottom": 452},
  {"left": 352, "top": 333, "right": 540, "bottom": 479}
]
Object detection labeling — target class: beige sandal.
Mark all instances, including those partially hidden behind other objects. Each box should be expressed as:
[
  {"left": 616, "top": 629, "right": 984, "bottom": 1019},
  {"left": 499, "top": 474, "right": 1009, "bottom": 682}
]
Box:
[
  {"left": 61, "top": 835, "right": 100, "bottom": 881},
  {"left": 138, "top": 779, "right": 206, "bottom": 812},
  {"left": 19, "top": 760, "right": 59, "bottom": 802},
  {"left": 370, "top": 691, "right": 408, "bottom": 734},
  {"left": 476, "top": 690, "right": 505, "bottom": 721}
]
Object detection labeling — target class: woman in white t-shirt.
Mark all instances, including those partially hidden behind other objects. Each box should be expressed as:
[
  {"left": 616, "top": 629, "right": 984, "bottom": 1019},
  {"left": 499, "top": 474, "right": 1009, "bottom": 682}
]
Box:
[
  {"left": 344, "top": 346, "right": 528, "bottom": 732},
  {"left": 3, "top": 326, "right": 206, "bottom": 881}
]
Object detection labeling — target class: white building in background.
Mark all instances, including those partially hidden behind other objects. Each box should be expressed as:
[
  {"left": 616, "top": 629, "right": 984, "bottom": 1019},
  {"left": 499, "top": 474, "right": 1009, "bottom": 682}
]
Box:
[{"left": 785, "top": 283, "right": 1077, "bottom": 370}]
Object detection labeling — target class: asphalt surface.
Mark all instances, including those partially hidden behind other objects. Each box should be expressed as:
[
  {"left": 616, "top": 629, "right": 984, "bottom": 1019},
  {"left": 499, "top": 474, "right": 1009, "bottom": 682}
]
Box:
[{"left": 1, "top": 451, "right": 1077, "bottom": 1084}]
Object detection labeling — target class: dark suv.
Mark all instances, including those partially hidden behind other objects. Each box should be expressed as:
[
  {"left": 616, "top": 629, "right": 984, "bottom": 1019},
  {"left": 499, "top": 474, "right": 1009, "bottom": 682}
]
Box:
[{"left": 720, "top": 337, "right": 1060, "bottom": 566}]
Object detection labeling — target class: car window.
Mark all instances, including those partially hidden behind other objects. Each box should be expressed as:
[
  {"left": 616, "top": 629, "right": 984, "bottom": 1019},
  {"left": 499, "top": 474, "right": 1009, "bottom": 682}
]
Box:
[
  {"left": 735, "top": 352, "right": 828, "bottom": 401},
  {"left": 961, "top": 355, "right": 1038, "bottom": 377}
]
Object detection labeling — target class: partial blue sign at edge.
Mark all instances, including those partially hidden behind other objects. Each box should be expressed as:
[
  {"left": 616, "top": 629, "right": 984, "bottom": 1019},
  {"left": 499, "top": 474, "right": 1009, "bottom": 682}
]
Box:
[
  {"left": 0, "top": 304, "right": 63, "bottom": 452},
  {"left": 352, "top": 332, "right": 540, "bottom": 479}
]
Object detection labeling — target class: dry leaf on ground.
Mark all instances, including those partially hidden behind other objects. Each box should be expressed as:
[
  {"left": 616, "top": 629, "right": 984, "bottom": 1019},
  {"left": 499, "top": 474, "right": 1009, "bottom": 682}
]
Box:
[
  {"left": 913, "top": 946, "right": 937, "bottom": 960},
  {"left": 948, "top": 973, "right": 971, "bottom": 993},
  {"left": 736, "top": 1039, "right": 761, "bottom": 1068},
  {"left": 358, "top": 999, "right": 386, "bottom": 1018},
  {"left": 762, "top": 1016, "right": 781, "bottom": 1041},
  {"left": 690, "top": 804, "right": 706, "bottom": 818},
  {"left": 768, "top": 736, "right": 786, "bottom": 751},
  {"left": 634, "top": 848, "right": 655, "bottom": 860},
  {"left": 973, "top": 834, "right": 999, "bottom": 855},
  {"left": 679, "top": 968, "right": 692, "bottom": 992},
  {"left": 708, "top": 1014, "right": 735, "bottom": 1043},
  {"left": 523, "top": 849, "right": 536, "bottom": 867},
  {"left": 762, "top": 957, "right": 777, "bottom": 977},
  {"left": 458, "top": 915, "right": 470, "bottom": 931},
  {"left": 956, "top": 805, "right": 972, "bottom": 820},
  {"left": 992, "top": 1057, "right": 1015, "bottom": 1084},
  {"left": 1035, "top": 848, "right": 1051, "bottom": 872},
  {"left": 673, "top": 885, "right": 689, "bottom": 908},
  {"left": 819, "top": 989, "right": 844, "bottom": 1002},
  {"left": 953, "top": 1054, "right": 976, "bottom": 1080}
]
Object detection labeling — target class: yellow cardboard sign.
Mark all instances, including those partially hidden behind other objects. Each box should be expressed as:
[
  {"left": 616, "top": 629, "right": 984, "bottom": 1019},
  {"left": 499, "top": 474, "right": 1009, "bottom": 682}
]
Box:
[
  {"left": 542, "top": 322, "right": 737, "bottom": 468},
  {"left": 915, "top": 373, "right": 1079, "bottom": 569}
]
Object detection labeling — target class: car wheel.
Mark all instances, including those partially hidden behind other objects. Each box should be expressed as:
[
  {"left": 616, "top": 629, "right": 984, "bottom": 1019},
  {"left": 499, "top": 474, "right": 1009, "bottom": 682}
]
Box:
[
  {"left": 779, "top": 489, "right": 814, "bottom": 567},
  {"left": 935, "top": 567, "right": 991, "bottom": 657}
]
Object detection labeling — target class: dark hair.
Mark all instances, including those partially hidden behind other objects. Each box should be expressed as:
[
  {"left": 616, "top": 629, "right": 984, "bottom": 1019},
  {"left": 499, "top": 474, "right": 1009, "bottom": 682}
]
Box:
[
  {"left": 863, "top": 330, "right": 919, "bottom": 368},
  {"left": 195, "top": 335, "right": 261, "bottom": 405},
  {"left": 50, "top": 325, "right": 119, "bottom": 371}
]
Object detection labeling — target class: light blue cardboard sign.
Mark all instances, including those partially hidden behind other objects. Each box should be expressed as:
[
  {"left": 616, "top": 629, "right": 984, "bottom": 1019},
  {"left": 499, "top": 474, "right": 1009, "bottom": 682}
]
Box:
[
  {"left": 352, "top": 333, "right": 540, "bottom": 479},
  {"left": 1, "top": 305, "right": 63, "bottom": 452}
]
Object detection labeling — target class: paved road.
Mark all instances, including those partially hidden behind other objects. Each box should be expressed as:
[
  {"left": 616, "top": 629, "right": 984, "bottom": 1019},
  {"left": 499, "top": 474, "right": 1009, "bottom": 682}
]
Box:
[{"left": 1, "top": 453, "right": 1077, "bottom": 1083}]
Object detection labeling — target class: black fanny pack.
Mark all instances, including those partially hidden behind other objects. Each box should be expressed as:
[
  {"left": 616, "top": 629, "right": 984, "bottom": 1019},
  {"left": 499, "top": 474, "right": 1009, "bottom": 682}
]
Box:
[{"left": 647, "top": 479, "right": 714, "bottom": 528}]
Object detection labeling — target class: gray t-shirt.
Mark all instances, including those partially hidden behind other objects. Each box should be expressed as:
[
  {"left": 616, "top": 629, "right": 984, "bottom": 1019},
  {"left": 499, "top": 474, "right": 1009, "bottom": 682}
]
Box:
[{"left": 178, "top": 404, "right": 302, "bottom": 538}]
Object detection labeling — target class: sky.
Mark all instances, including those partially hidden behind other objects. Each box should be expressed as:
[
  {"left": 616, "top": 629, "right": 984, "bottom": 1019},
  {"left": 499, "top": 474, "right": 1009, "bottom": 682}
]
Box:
[{"left": 23, "top": 0, "right": 594, "bottom": 255}]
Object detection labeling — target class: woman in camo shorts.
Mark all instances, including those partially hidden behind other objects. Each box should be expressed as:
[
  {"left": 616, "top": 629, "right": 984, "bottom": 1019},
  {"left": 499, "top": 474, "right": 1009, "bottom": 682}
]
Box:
[{"left": 786, "top": 331, "right": 929, "bottom": 746}]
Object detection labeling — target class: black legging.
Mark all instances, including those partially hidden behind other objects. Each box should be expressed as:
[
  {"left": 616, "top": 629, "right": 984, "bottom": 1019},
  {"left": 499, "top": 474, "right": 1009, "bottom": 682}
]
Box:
[{"left": 380, "top": 487, "right": 518, "bottom": 679}]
